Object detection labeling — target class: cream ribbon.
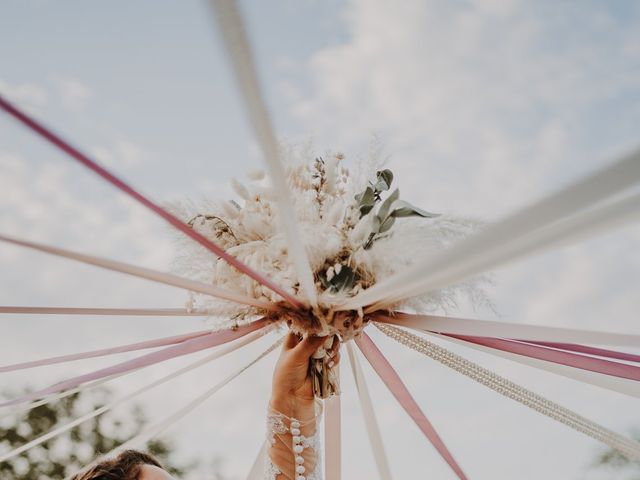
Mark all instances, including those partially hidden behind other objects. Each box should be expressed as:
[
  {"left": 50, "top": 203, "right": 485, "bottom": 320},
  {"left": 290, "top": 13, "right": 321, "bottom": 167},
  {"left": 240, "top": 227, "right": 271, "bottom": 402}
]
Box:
[
  {"left": 0, "top": 328, "right": 270, "bottom": 463},
  {"left": 324, "top": 367, "right": 342, "bottom": 479},
  {"left": 347, "top": 342, "right": 393, "bottom": 479},
  {"left": 340, "top": 148, "right": 640, "bottom": 311},
  {"left": 65, "top": 336, "right": 284, "bottom": 480},
  {"left": 207, "top": 0, "right": 317, "bottom": 308},
  {"left": 0, "top": 233, "right": 276, "bottom": 311}
]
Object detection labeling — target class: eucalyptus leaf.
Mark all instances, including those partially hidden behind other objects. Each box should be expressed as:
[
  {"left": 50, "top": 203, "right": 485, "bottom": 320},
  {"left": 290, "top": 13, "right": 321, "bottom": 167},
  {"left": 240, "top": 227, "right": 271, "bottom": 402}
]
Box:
[
  {"left": 331, "top": 265, "right": 356, "bottom": 292},
  {"left": 360, "top": 204, "right": 375, "bottom": 216},
  {"left": 375, "top": 169, "right": 393, "bottom": 191},
  {"left": 371, "top": 214, "right": 382, "bottom": 233},
  {"left": 391, "top": 200, "right": 440, "bottom": 218},
  {"left": 378, "top": 216, "right": 396, "bottom": 233},
  {"left": 377, "top": 188, "right": 400, "bottom": 222},
  {"left": 355, "top": 186, "right": 375, "bottom": 205}
]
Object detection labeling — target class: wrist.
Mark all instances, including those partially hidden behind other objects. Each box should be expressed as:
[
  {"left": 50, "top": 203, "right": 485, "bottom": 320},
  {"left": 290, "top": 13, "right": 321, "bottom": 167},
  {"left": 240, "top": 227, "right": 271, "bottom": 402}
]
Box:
[{"left": 270, "top": 393, "right": 315, "bottom": 420}]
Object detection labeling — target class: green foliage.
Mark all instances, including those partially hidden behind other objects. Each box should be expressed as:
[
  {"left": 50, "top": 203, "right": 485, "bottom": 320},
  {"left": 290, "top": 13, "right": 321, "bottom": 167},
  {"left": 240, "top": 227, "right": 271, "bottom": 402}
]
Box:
[
  {"left": 594, "top": 430, "right": 640, "bottom": 479},
  {"left": 0, "top": 387, "right": 201, "bottom": 480},
  {"left": 355, "top": 169, "right": 439, "bottom": 250},
  {"left": 319, "top": 265, "right": 356, "bottom": 293}
]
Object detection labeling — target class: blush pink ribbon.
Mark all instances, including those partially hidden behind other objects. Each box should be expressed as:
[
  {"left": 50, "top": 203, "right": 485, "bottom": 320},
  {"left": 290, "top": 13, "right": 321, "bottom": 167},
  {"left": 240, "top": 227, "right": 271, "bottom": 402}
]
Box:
[
  {"left": 0, "top": 318, "right": 269, "bottom": 407},
  {"left": 515, "top": 341, "right": 640, "bottom": 364},
  {"left": 355, "top": 332, "right": 467, "bottom": 480},
  {"left": 0, "top": 95, "right": 302, "bottom": 309},
  {"left": 446, "top": 334, "right": 640, "bottom": 382},
  {"left": 0, "top": 329, "right": 213, "bottom": 373}
]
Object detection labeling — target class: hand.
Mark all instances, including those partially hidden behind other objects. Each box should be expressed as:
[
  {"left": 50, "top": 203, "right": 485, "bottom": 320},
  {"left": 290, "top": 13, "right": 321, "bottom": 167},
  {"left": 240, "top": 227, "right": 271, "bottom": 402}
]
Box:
[{"left": 271, "top": 332, "right": 341, "bottom": 409}]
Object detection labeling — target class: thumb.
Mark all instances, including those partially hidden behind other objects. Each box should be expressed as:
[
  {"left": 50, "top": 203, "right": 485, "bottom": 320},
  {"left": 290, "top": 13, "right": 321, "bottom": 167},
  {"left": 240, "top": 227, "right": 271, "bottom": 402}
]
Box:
[{"left": 292, "top": 335, "right": 327, "bottom": 360}]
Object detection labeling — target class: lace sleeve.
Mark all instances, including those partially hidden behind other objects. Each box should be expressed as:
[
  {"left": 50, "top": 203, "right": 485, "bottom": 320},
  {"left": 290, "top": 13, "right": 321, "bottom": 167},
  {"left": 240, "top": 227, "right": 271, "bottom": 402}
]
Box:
[{"left": 264, "top": 401, "right": 323, "bottom": 480}]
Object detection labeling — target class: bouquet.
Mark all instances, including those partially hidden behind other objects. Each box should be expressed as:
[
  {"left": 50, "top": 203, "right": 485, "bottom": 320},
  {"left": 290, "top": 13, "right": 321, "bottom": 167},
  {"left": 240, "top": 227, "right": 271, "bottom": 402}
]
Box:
[{"left": 170, "top": 146, "right": 491, "bottom": 397}]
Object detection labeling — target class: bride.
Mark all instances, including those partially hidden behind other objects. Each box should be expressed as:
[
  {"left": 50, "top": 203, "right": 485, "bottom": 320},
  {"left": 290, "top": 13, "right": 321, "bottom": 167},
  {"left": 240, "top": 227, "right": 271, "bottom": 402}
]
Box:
[{"left": 71, "top": 333, "right": 340, "bottom": 480}]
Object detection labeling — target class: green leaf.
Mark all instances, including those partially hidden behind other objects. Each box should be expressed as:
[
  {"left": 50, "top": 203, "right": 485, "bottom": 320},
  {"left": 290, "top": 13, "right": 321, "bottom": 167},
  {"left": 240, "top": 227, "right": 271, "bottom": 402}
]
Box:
[
  {"left": 377, "top": 188, "right": 399, "bottom": 222},
  {"left": 360, "top": 204, "right": 375, "bottom": 216},
  {"left": 391, "top": 200, "right": 440, "bottom": 218},
  {"left": 378, "top": 216, "right": 396, "bottom": 233},
  {"left": 331, "top": 265, "right": 356, "bottom": 292},
  {"left": 356, "top": 186, "right": 375, "bottom": 205},
  {"left": 374, "top": 169, "right": 393, "bottom": 191},
  {"left": 371, "top": 214, "right": 381, "bottom": 233}
]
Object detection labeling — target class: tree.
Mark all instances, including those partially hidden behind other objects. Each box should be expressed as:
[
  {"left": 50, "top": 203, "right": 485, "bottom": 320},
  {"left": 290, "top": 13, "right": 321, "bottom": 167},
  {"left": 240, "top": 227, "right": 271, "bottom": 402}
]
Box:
[
  {"left": 594, "top": 430, "right": 640, "bottom": 480},
  {"left": 0, "top": 387, "right": 196, "bottom": 480}
]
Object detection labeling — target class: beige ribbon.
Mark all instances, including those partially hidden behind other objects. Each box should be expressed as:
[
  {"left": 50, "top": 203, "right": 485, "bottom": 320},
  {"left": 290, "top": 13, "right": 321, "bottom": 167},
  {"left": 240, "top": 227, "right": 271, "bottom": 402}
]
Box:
[
  {"left": 324, "top": 366, "right": 342, "bottom": 479},
  {"left": 207, "top": 0, "right": 317, "bottom": 308},
  {"left": 0, "top": 233, "right": 276, "bottom": 311},
  {"left": 347, "top": 342, "right": 393, "bottom": 479}
]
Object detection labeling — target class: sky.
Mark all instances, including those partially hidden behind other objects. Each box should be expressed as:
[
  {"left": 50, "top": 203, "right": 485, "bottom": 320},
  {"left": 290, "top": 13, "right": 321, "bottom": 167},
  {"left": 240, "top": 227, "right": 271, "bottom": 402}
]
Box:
[{"left": 1, "top": 0, "right": 640, "bottom": 479}]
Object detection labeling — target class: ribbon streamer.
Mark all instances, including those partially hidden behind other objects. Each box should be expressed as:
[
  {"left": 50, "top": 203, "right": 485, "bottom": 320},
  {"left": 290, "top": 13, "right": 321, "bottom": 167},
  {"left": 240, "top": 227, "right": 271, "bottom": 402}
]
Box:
[
  {"left": 341, "top": 148, "right": 640, "bottom": 311},
  {"left": 67, "top": 336, "right": 284, "bottom": 480},
  {"left": 355, "top": 333, "right": 467, "bottom": 480},
  {"left": 377, "top": 312, "right": 640, "bottom": 347},
  {"left": 347, "top": 342, "right": 393, "bottom": 480},
  {"left": 0, "top": 94, "right": 302, "bottom": 308},
  {"left": 0, "top": 328, "right": 267, "bottom": 463},
  {"left": 246, "top": 441, "right": 268, "bottom": 480},
  {"left": 0, "top": 233, "right": 276, "bottom": 311},
  {"left": 0, "top": 329, "right": 212, "bottom": 373},
  {"left": 0, "top": 318, "right": 269, "bottom": 407},
  {"left": 435, "top": 332, "right": 640, "bottom": 398},
  {"left": 376, "top": 322, "right": 640, "bottom": 459},
  {"left": 518, "top": 341, "right": 640, "bottom": 364},
  {"left": 1, "top": 373, "right": 125, "bottom": 419},
  {"left": 0, "top": 306, "right": 209, "bottom": 316},
  {"left": 324, "top": 370, "right": 342, "bottom": 480},
  {"left": 444, "top": 334, "right": 640, "bottom": 382},
  {"left": 207, "top": 0, "right": 317, "bottom": 308}
]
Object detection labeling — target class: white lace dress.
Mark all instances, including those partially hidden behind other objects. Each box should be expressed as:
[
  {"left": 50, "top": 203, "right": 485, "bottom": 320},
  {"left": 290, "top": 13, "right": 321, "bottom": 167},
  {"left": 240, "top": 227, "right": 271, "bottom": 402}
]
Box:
[{"left": 264, "top": 401, "right": 323, "bottom": 480}]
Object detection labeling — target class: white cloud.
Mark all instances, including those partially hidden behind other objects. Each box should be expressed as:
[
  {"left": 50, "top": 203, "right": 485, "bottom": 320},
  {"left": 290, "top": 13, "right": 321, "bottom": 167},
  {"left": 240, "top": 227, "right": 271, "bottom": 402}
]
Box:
[
  {"left": 0, "top": 78, "right": 48, "bottom": 111},
  {"left": 51, "top": 76, "right": 93, "bottom": 112},
  {"left": 279, "top": 1, "right": 640, "bottom": 478},
  {"left": 91, "top": 139, "right": 147, "bottom": 169},
  {"left": 287, "top": 0, "right": 640, "bottom": 216}
]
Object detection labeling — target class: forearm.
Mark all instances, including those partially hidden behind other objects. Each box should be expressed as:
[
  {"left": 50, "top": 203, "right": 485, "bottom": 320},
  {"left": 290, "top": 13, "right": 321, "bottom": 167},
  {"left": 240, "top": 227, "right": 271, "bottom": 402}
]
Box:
[{"left": 266, "top": 395, "right": 320, "bottom": 479}]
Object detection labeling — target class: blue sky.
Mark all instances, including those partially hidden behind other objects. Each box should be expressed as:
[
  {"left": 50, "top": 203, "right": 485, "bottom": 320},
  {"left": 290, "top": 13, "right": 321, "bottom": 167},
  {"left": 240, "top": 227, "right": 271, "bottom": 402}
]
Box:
[{"left": 1, "top": 1, "right": 640, "bottom": 479}]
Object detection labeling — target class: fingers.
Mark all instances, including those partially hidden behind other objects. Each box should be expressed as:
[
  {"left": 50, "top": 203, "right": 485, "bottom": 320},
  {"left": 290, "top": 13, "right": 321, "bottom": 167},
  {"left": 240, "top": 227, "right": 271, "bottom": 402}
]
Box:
[
  {"left": 292, "top": 335, "right": 326, "bottom": 359},
  {"left": 283, "top": 331, "right": 301, "bottom": 351}
]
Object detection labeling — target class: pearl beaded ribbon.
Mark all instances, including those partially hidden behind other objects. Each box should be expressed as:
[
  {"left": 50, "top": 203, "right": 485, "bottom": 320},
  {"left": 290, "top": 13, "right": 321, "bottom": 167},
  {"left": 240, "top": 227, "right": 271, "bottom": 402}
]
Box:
[{"left": 375, "top": 322, "right": 640, "bottom": 460}]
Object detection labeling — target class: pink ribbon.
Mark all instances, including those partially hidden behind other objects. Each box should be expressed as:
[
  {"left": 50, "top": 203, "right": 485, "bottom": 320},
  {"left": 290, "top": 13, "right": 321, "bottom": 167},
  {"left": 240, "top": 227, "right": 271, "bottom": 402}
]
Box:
[
  {"left": 355, "top": 333, "right": 467, "bottom": 480},
  {"left": 0, "top": 329, "right": 213, "bottom": 373},
  {"left": 446, "top": 334, "right": 640, "bottom": 381},
  {"left": 0, "top": 318, "right": 269, "bottom": 407},
  {"left": 515, "top": 341, "right": 640, "bottom": 364},
  {"left": 0, "top": 95, "right": 302, "bottom": 310}
]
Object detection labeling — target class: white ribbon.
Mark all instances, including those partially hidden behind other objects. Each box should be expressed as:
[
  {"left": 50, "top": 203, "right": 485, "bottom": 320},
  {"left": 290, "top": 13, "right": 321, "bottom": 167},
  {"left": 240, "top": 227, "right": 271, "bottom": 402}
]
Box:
[
  {"left": 433, "top": 332, "right": 640, "bottom": 398},
  {"left": 64, "top": 336, "right": 284, "bottom": 480},
  {"left": 207, "top": 0, "right": 317, "bottom": 308},
  {"left": 0, "top": 328, "right": 270, "bottom": 463},
  {"left": 340, "top": 148, "right": 640, "bottom": 311},
  {"left": 378, "top": 312, "right": 640, "bottom": 347},
  {"left": 0, "top": 233, "right": 276, "bottom": 311},
  {"left": 347, "top": 342, "right": 393, "bottom": 480},
  {"left": 246, "top": 441, "right": 268, "bottom": 480},
  {"left": 0, "top": 306, "right": 208, "bottom": 316},
  {"left": 376, "top": 322, "right": 640, "bottom": 459},
  {"left": 324, "top": 368, "right": 342, "bottom": 480}
]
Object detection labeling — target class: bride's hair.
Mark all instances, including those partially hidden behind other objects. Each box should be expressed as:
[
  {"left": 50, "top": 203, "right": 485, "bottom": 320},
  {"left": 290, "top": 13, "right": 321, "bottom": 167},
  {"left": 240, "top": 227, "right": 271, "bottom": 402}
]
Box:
[{"left": 71, "top": 449, "right": 162, "bottom": 480}]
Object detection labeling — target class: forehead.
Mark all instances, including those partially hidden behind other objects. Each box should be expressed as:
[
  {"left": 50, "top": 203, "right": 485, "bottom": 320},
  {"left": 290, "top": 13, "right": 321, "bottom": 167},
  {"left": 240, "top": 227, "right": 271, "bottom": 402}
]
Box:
[{"left": 138, "top": 464, "right": 176, "bottom": 480}]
